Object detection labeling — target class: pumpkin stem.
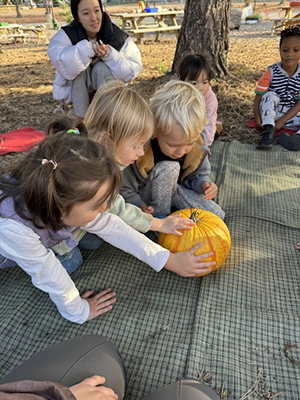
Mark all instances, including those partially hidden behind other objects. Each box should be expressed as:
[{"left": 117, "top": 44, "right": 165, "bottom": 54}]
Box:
[{"left": 190, "top": 210, "right": 200, "bottom": 223}]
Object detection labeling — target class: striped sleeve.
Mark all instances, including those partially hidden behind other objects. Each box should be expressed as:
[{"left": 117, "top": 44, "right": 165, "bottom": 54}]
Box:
[{"left": 255, "top": 69, "right": 271, "bottom": 95}]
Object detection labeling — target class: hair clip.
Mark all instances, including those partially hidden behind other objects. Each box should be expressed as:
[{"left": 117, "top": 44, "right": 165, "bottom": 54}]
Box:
[
  {"left": 67, "top": 128, "right": 80, "bottom": 135},
  {"left": 41, "top": 158, "right": 58, "bottom": 170}
]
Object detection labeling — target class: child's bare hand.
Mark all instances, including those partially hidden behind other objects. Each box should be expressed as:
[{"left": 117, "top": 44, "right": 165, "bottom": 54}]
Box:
[
  {"left": 275, "top": 119, "right": 284, "bottom": 132},
  {"left": 158, "top": 213, "right": 195, "bottom": 235},
  {"left": 141, "top": 204, "right": 154, "bottom": 215},
  {"left": 297, "top": 243, "right": 300, "bottom": 250},
  {"left": 70, "top": 376, "right": 118, "bottom": 400},
  {"left": 82, "top": 288, "right": 116, "bottom": 321},
  {"left": 203, "top": 181, "right": 218, "bottom": 200},
  {"left": 164, "top": 242, "right": 216, "bottom": 277},
  {"left": 255, "top": 116, "right": 262, "bottom": 128}
]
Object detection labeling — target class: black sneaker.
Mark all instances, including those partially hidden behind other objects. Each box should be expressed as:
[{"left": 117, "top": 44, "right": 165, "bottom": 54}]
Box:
[
  {"left": 256, "top": 130, "right": 275, "bottom": 149},
  {"left": 278, "top": 131, "right": 300, "bottom": 151}
]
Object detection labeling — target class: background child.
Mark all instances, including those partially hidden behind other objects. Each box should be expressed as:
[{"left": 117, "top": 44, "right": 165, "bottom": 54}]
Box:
[
  {"left": 254, "top": 26, "right": 300, "bottom": 150},
  {"left": 0, "top": 122, "right": 215, "bottom": 323},
  {"left": 179, "top": 54, "right": 218, "bottom": 148},
  {"left": 120, "top": 80, "right": 225, "bottom": 220}
]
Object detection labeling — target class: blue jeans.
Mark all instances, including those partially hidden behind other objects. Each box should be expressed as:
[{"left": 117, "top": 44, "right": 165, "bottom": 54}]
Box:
[{"left": 55, "top": 233, "right": 103, "bottom": 275}]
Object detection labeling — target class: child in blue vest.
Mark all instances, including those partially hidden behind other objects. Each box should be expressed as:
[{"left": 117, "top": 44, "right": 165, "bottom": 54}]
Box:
[
  {"left": 120, "top": 80, "right": 225, "bottom": 219},
  {"left": 254, "top": 26, "right": 300, "bottom": 150}
]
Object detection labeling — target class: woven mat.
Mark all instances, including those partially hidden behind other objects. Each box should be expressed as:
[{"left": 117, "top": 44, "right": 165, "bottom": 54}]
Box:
[{"left": 1, "top": 140, "right": 300, "bottom": 399}]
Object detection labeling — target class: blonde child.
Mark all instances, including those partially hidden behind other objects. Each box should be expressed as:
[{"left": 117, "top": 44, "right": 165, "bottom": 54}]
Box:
[
  {"left": 75, "top": 80, "right": 195, "bottom": 235},
  {"left": 120, "top": 80, "right": 225, "bottom": 220},
  {"left": 0, "top": 125, "right": 216, "bottom": 324},
  {"left": 179, "top": 54, "right": 218, "bottom": 148}
]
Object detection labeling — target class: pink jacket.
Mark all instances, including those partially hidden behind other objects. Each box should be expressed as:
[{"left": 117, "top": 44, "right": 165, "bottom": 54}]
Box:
[{"left": 203, "top": 86, "right": 218, "bottom": 146}]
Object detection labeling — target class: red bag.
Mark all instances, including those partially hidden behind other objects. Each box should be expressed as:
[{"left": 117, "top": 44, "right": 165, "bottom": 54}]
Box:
[{"left": 0, "top": 127, "right": 45, "bottom": 156}]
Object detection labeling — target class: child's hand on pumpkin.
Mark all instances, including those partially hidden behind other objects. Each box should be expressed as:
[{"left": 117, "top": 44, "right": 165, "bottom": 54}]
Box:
[
  {"left": 141, "top": 204, "right": 154, "bottom": 215},
  {"left": 203, "top": 181, "right": 218, "bottom": 200},
  {"left": 151, "top": 213, "right": 195, "bottom": 235},
  {"left": 164, "top": 242, "right": 216, "bottom": 277}
]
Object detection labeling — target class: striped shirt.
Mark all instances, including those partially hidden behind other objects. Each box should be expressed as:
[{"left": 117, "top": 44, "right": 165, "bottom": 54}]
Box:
[{"left": 255, "top": 61, "right": 300, "bottom": 108}]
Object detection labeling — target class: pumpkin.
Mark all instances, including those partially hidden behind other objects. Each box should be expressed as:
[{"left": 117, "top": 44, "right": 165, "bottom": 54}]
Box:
[
  {"left": 158, "top": 208, "right": 231, "bottom": 277},
  {"left": 138, "top": 1, "right": 145, "bottom": 12}
]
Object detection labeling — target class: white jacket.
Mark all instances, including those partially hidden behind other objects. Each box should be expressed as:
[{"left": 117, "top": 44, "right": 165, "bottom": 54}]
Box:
[
  {"left": 47, "top": 28, "right": 143, "bottom": 103},
  {"left": 0, "top": 211, "right": 169, "bottom": 324}
]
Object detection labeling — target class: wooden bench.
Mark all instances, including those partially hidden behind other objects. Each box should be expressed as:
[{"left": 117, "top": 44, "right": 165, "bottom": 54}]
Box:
[
  {"left": 0, "top": 33, "right": 28, "bottom": 43},
  {"left": 273, "top": 18, "right": 300, "bottom": 34},
  {"left": 128, "top": 25, "right": 181, "bottom": 41},
  {"left": 21, "top": 27, "right": 48, "bottom": 41}
]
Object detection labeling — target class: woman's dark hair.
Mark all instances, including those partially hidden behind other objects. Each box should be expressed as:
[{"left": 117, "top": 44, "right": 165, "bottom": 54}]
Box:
[
  {"left": 71, "top": 0, "right": 103, "bottom": 21},
  {"left": 0, "top": 121, "right": 121, "bottom": 232},
  {"left": 179, "top": 54, "right": 212, "bottom": 82},
  {"left": 280, "top": 25, "right": 300, "bottom": 47}
]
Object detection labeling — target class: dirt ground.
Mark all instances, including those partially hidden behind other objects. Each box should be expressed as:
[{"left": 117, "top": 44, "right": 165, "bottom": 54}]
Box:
[{"left": 0, "top": 2, "right": 285, "bottom": 161}]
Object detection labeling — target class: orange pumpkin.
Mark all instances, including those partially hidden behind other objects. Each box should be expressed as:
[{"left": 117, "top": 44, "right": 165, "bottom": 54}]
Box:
[
  {"left": 158, "top": 208, "right": 231, "bottom": 277},
  {"left": 138, "top": 1, "right": 145, "bottom": 12}
]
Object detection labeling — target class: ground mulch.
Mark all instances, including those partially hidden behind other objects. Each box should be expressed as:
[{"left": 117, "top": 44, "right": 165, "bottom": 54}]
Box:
[{"left": 0, "top": 2, "right": 286, "bottom": 166}]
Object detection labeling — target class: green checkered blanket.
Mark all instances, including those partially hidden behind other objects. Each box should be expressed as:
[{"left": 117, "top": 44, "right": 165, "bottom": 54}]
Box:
[{"left": 1, "top": 140, "right": 300, "bottom": 399}]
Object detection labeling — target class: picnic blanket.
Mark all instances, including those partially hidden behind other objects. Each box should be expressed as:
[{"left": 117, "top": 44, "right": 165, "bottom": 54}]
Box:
[{"left": 1, "top": 140, "right": 300, "bottom": 399}]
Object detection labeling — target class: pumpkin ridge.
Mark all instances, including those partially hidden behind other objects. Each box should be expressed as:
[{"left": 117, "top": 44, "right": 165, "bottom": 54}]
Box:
[{"left": 173, "top": 234, "right": 183, "bottom": 253}]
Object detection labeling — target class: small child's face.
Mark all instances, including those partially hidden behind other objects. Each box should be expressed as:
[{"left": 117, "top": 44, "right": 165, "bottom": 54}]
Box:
[
  {"left": 62, "top": 180, "right": 110, "bottom": 227},
  {"left": 116, "top": 137, "right": 147, "bottom": 167},
  {"left": 156, "top": 121, "right": 197, "bottom": 159},
  {"left": 185, "top": 70, "right": 210, "bottom": 97},
  {"left": 280, "top": 35, "right": 300, "bottom": 72}
]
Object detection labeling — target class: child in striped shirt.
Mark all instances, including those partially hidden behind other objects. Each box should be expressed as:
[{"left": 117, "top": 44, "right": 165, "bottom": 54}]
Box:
[{"left": 254, "top": 26, "right": 300, "bottom": 151}]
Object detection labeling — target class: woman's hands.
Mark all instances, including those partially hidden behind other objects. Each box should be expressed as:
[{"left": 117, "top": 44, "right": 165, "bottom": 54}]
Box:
[
  {"left": 93, "top": 41, "right": 110, "bottom": 58},
  {"left": 82, "top": 288, "right": 116, "bottom": 321},
  {"left": 69, "top": 376, "right": 118, "bottom": 400},
  {"left": 164, "top": 242, "right": 216, "bottom": 277}
]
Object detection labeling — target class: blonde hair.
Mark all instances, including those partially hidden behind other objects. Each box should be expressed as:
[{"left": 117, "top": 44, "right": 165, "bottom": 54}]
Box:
[
  {"left": 149, "top": 80, "right": 207, "bottom": 141},
  {"left": 85, "top": 80, "right": 154, "bottom": 147}
]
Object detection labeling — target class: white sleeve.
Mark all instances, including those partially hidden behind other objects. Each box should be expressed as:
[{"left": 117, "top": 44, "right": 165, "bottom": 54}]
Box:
[
  {"left": 83, "top": 212, "right": 169, "bottom": 272},
  {"left": 47, "top": 29, "right": 95, "bottom": 81},
  {"left": 103, "top": 37, "right": 143, "bottom": 82},
  {"left": 0, "top": 218, "right": 89, "bottom": 324}
]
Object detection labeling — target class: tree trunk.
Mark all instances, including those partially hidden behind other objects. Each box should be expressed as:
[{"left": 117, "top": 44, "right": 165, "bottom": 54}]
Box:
[
  {"left": 45, "top": 0, "right": 51, "bottom": 15},
  {"left": 28, "top": 0, "right": 35, "bottom": 9},
  {"left": 172, "top": 0, "right": 231, "bottom": 78},
  {"left": 15, "top": 0, "right": 22, "bottom": 18}
]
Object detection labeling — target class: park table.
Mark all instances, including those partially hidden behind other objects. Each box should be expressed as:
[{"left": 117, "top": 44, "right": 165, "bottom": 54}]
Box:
[
  {"left": 273, "top": 5, "right": 300, "bottom": 34},
  {"left": 110, "top": 9, "right": 183, "bottom": 41},
  {"left": 0, "top": 24, "right": 28, "bottom": 43},
  {"left": 0, "top": 23, "right": 47, "bottom": 43}
]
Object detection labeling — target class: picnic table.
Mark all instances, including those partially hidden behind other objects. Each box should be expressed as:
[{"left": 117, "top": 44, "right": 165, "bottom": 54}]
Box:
[
  {"left": 0, "top": 24, "right": 28, "bottom": 43},
  {"left": 273, "top": 5, "right": 300, "bottom": 34},
  {"left": 110, "top": 10, "right": 183, "bottom": 41},
  {"left": 0, "top": 24, "right": 47, "bottom": 43}
]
